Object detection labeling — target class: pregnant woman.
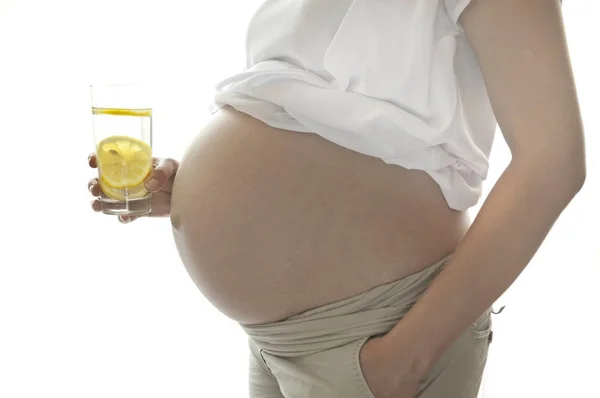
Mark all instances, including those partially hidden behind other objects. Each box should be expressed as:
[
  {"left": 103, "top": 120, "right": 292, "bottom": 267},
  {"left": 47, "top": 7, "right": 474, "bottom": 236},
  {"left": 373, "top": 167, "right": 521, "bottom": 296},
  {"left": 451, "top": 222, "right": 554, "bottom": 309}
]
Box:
[{"left": 88, "top": 0, "right": 585, "bottom": 397}]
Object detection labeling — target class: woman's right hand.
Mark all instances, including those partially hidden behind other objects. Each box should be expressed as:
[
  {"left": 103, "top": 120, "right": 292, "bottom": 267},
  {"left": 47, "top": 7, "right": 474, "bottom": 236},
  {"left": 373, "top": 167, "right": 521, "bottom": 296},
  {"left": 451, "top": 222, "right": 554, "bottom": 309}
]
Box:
[{"left": 88, "top": 153, "right": 179, "bottom": 223}]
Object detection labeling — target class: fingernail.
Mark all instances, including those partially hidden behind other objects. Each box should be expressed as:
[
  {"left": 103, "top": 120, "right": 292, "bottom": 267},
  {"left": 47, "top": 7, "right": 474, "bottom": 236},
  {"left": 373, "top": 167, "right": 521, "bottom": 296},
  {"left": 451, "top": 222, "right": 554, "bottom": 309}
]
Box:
[{"left": 146, "top": 178, "right": 159, "bottom": 190}]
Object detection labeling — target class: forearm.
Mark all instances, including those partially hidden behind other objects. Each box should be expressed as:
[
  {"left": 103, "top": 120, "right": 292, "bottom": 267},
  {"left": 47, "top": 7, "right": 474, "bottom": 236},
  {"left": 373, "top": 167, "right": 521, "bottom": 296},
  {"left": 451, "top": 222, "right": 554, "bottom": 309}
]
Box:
[{"left": 387, "top": 158, "right": 585, "bottom": 375}]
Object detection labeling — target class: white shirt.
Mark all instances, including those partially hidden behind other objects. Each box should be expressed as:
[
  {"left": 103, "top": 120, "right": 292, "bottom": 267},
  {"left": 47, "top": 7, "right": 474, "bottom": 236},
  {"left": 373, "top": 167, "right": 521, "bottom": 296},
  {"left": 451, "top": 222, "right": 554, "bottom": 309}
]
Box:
[{"left": 209, "top": 0, "right": 498, "bottom": 211}]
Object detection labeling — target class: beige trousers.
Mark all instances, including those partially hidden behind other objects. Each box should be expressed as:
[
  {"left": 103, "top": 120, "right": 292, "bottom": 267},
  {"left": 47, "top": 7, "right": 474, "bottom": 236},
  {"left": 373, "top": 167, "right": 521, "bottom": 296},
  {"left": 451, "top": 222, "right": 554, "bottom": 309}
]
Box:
[{"left": 242, "top": 255, "right": 495, "bottom": 398}]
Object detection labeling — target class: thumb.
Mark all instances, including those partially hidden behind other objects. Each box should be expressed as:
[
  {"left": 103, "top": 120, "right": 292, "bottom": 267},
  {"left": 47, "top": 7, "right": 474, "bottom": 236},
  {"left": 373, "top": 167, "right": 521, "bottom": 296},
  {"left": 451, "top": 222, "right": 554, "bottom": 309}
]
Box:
[{"left": 145, "top": 158, "right": 178, "bottom": 192}]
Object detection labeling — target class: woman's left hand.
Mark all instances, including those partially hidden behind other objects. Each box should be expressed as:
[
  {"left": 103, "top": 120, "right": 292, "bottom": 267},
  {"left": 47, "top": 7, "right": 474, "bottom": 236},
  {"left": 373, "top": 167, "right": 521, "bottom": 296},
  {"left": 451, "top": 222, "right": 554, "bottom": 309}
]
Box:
[{"left": 359, "top": 335, "right": 424, "bottom": 398}]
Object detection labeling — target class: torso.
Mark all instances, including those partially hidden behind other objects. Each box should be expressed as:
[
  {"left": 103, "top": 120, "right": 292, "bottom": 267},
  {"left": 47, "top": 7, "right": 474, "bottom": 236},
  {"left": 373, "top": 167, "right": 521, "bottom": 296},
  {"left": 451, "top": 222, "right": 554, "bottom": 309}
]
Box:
[{"left": 170, "top": 106, "right": 471, "bottom": 325}]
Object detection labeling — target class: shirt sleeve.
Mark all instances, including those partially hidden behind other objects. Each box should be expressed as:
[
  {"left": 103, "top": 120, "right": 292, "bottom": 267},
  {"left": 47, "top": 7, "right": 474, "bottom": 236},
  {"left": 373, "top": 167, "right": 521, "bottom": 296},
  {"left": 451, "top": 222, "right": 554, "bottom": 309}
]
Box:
[{"left": 444, "top": 0, "right": 474, "bottom": 31}]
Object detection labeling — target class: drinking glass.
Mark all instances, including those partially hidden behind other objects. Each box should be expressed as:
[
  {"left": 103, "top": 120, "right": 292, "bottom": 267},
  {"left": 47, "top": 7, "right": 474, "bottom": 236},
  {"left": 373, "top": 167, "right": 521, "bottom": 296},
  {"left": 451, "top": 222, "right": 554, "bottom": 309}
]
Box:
[{"left": 90, "top": 84, "right": 153, "bottom": 216}]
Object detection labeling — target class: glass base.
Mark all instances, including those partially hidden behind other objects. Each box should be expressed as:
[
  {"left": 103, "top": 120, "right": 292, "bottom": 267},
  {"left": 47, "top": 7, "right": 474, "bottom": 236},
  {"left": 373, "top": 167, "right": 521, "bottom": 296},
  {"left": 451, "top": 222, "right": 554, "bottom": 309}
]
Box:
[{"left": 100, "top": 195, "right": 152, "bottom": 216}]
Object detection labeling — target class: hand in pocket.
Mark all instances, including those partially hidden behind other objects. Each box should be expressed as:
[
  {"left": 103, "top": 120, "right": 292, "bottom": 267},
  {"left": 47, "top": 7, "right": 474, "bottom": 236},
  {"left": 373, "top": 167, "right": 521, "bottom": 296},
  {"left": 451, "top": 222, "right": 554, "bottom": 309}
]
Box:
[{"left": 359, "top": 336, "right": 423, "bottom": 398}]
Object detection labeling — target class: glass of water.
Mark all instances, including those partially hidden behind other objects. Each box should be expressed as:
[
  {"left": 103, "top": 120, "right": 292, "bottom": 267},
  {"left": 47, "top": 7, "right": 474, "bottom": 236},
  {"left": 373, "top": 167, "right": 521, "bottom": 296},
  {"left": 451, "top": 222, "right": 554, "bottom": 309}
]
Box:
[{"left": 90, "top": 84, "right": 153, "bottom": 216}]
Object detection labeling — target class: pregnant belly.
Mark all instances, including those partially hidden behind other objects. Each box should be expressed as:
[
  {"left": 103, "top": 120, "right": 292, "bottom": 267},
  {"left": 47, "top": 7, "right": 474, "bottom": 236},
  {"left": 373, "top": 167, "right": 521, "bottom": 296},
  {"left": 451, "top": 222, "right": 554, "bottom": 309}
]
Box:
[{"left": 170, "top": 106, "right": 470, "bottom": 325}]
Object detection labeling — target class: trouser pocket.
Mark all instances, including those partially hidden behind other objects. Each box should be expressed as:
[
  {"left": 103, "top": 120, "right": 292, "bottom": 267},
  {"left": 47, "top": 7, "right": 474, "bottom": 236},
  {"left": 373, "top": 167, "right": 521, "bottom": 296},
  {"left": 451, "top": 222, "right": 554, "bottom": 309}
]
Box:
[
  {"left": 417, "top": 307, "right": 494, "bottom": 398},
  {"left": 355, "top": 336, "right": 378, "bottom": 398}
]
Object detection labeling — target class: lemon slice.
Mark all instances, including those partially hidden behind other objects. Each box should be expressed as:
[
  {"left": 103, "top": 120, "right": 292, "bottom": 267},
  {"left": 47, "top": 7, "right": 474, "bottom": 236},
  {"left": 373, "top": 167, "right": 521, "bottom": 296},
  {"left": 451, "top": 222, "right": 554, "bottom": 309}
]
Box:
[
  {"left": 92, "top": 108, "right": 152, "bottom": 117},
  {"left": 97, "top": 135, "right": 152, "bottom": 190},
  {"left": 98, "top": 176, "right": 149, "bottom": 201}
]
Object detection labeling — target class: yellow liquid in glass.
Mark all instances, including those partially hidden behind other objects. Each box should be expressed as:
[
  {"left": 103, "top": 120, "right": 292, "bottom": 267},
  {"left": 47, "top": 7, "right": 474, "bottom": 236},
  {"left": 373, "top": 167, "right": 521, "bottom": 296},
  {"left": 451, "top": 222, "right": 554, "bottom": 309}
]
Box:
[{"left": 92, "top": 108, "right": 153, "bottom": 201}]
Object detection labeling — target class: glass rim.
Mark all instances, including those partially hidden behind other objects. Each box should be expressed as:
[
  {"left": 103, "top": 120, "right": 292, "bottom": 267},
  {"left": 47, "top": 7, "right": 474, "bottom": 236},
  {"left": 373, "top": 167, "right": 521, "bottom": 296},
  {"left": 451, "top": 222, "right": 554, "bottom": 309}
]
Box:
[{"left": 89, "top": 83, "right": 143, "bottom": 88}]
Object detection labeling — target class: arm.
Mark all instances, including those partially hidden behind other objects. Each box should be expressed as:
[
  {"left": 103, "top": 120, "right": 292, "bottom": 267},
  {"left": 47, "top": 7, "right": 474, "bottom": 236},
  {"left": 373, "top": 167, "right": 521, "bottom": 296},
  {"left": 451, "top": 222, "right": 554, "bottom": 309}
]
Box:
[{"left": 385, "top": 0, "right": 586, "bottom": 375}]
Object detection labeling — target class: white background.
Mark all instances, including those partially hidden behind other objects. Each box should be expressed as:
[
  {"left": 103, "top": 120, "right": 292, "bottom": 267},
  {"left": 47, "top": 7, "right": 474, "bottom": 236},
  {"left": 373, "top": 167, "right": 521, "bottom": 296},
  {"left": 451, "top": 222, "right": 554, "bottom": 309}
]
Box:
[{"left": 0, "top": 1, "right": 598, "bottom": 397}]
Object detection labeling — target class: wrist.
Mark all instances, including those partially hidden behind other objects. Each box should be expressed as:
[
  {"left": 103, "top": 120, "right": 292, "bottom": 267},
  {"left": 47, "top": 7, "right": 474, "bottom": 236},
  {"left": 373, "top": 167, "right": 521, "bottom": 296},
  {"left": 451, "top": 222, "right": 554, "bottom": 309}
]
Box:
[{"left": 383, "top": 325, "right": 438, "bottom": 378}]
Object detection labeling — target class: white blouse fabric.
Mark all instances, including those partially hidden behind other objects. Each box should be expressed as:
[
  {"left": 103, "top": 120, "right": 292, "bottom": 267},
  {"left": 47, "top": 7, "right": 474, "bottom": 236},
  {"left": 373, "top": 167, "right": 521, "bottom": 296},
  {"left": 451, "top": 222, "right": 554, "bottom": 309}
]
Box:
[{"left": 210, "top": 0, "right": 497, "bottom": 211}]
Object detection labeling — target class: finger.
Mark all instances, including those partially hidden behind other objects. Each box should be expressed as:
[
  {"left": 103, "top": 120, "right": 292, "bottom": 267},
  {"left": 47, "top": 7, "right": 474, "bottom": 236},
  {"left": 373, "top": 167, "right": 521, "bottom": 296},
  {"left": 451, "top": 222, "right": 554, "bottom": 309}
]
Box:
[
  {"left": 88, "top": 153, "right": 97, "bottom": 168},
  {"left": 88, "top": 178, "right": 108, "bottom": 198},
  {"left": 145, "top": 158, "right": 178, "bottom": 192},
  {"left": 118, "top": 215, "right": 140, "bottom": 224},
  {"left": 118, "top": 214, "right": 150, "bottom": 223},
  {"left": 91, "top": 199, "right": 102, "bottom": 212},
  {"left": 148, "top": 190, "right": 171, "bottom": 217},
  {"left": 88, "top": 178, "right": 100, "bottom": 197},
  {"left": 88, "top": 178, "right": 97, "bottom": 193}
]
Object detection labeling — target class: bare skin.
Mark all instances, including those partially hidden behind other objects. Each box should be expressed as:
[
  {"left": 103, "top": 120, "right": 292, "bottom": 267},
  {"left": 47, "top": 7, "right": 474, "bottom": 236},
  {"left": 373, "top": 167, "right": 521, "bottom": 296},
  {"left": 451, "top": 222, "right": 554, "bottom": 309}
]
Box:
[{"left": 167, "top": 106, "right": 470, "bottom": 325}]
